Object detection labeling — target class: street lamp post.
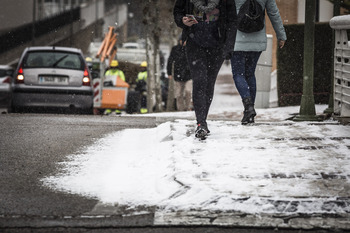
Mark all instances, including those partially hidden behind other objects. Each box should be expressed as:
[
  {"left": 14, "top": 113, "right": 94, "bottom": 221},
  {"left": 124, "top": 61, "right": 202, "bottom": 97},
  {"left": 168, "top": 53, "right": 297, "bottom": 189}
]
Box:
[
  {"left": 294, "top": 0, "right": 321, "bottom": 121},
  {"left": 32, "top": 0, "right": 36, "bottom": 46},
  {"left": 95, "top": 0, "right": 99, "bottom": 39},
  {"left": 324, "top": 0, "right": 341, "bottom": 115},
  {"left": 70, "top": 0, "right": 74, "bottom": 47}
]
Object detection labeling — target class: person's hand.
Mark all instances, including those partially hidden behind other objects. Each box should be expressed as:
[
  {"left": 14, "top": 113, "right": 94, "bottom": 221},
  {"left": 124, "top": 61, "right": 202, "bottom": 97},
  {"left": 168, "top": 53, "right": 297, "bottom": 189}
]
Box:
[
  {"left": 279, "top": 40, "right": 286, "bottom": 49},
  {"left": 168, "top": 75, "right": 173, "bottom": 79},
  {"left": 182, "top": 17, "right": 197, "bottom": 27}
]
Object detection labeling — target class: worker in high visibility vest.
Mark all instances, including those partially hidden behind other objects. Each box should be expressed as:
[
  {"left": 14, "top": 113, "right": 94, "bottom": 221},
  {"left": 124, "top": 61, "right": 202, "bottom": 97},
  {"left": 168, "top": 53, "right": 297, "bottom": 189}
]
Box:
[
  {"left": 105, "top": 60, "right": 125, "bottom": 83},
  {"left": 136, "top": 61, "right": 148, "bottom": 114},
  {"left": 104, "top": 60, "right": 126, "bottom": 115}
]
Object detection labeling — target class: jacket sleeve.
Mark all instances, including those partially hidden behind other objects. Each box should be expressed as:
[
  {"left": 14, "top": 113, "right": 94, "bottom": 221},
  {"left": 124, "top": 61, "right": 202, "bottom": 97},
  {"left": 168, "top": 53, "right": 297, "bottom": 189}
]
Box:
[
  {"left": 222, "top": 0, "right": 238, "bottom": 58},
  {"left": 266, "top": 0, "right": 287, "bottom": 41},
  {"left": 173, "top": 0, "right": 187, "bottom": 29}
]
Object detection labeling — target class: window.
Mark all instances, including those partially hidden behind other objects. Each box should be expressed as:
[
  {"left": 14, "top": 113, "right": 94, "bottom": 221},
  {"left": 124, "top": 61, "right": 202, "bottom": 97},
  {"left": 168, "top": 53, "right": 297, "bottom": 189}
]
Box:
[
  {"left": 0, "top": 69, "right": 14, "bottom": 77},
  {"left": 23, "top": 51, "right": 84, "bottom": 70}
]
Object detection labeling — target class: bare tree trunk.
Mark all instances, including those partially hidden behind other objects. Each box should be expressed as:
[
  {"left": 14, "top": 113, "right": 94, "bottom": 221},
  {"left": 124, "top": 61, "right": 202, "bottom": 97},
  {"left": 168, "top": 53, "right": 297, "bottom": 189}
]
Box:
[
  {"left": 154, "top": 41, "right": 163, "bottom": 112},
  {"left": 166, "top": 63, "right": 176, "bottom": 111},
  {"left": 166, "top": 20, "right": 180, "bottom": 112},
  {"left": 142, "top": 0, "right": 182, "bottom": 112},
  {"left": 142, "top": 0, "right": 163, "bottom": 113},
  {"left": 145, "top": 37, "right": 155, "bottom": 113}
]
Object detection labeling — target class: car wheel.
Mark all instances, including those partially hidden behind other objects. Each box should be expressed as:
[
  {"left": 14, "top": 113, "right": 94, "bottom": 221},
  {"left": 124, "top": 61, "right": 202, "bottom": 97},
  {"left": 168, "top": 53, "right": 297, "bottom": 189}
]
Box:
[
  {"left": 82, "top": 107, "right": 94, "bottom": 115},
  {"left": 8, "top": 103, "right": 20, "bottom": 113},
  {"left": 7, "top": 105, "right": 12, "bottom": 113}
]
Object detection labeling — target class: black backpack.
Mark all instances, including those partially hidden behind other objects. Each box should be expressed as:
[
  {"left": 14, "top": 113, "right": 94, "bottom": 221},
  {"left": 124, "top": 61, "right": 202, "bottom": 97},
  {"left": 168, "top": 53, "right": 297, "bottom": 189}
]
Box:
[{"left": 237, "top": 0, "right": 265, "bottom": 33}]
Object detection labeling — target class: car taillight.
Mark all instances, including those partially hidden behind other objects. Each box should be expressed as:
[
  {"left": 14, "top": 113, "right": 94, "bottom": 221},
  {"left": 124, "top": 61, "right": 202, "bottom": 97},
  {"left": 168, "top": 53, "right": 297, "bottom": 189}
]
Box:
[
  {"left": 16, "top": 67, "right": 24, "bottom": 84},
  {"left": 82, "top": 68, "right": 91, "bottom": 86},
  {"left": 3, "top": 77, "right": 10, "bottom": 84}
]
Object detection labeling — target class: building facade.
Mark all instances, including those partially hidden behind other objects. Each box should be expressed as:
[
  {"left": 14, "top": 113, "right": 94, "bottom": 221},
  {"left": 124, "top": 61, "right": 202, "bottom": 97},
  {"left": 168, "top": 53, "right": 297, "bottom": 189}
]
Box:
[
  {"left": 266, "top": 0, "right": 334, "bottom": 70},
  {"left": 0, "top": 0, "right": 90, "bottom": 33}
]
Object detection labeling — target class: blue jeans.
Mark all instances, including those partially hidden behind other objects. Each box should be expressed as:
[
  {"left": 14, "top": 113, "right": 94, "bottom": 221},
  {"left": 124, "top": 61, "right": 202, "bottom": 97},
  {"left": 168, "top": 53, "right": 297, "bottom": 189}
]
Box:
[{"left": 230, "top": 51, "right": 262, "bottom": 103}]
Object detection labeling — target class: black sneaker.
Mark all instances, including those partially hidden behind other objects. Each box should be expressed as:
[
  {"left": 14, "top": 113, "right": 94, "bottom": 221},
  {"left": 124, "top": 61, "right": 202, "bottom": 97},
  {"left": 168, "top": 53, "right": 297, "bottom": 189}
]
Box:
[
  {"left": 197, "top": 122, "right": 210, "bottom": 134},
  {"left": 195, "top": 124, "right": 208, "bottom": 139},
  {"left": 203, "top": 123, "right": 210, "bottom": 134}
]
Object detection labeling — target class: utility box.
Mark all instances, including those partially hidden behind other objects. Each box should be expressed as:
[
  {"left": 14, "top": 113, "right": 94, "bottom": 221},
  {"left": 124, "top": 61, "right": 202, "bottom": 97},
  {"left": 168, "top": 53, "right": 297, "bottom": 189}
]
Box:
[
  {"left": 101, "top": 88, "right": 128, "bottom": 109},
  {"left": 255, "top": 34, "right": 273, "bottom": 108},
  {"left": 94, "top": 75, "right": 130, "bottom": 111},
  {"left": 100, "top": 76, "right": 129, "bottom": 109}
]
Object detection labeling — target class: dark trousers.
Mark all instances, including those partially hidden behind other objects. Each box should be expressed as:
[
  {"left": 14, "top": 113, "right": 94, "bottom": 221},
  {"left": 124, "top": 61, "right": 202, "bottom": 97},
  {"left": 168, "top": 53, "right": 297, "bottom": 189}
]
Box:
[
  {"left": 186, "top": 39, "right": 224, "bottom": 125},
  {"left": 140, "top": 94, "right": 147, "bottom": 108},
  {"left": 230, "top": 51, "right": 262, "bottom": 103}
]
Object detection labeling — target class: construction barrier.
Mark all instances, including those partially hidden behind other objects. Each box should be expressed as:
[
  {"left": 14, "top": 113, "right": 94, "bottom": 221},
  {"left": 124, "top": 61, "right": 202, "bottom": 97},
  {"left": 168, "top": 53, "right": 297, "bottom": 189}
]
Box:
[{"left": 100, "top": 76, "right": 129, "bottom": 110}]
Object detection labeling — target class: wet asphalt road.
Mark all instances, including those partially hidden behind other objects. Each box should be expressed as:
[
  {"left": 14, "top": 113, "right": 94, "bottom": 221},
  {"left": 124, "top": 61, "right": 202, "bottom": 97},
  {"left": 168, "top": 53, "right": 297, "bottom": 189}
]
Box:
[{"left": 0, "top": 114, "right": 158, "bottom": 219}]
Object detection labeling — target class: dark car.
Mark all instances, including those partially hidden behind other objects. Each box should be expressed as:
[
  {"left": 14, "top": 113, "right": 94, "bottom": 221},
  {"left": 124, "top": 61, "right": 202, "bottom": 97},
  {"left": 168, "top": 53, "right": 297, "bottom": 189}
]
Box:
[
  {"left": 0, "top": 65, "right": 14, "bottom": 109},
  {"left": 9, "top": 46, "right": 93, "bottom": 114}
]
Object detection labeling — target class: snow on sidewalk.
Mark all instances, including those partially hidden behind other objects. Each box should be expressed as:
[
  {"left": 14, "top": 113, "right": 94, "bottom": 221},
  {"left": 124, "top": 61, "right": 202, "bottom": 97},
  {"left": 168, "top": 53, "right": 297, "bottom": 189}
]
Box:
[
  {"left": 42, "top": 69, "right": 350, "bottom": 224},
  {"left": 43, "top": 119, "right": 350, "bottom": 214}
]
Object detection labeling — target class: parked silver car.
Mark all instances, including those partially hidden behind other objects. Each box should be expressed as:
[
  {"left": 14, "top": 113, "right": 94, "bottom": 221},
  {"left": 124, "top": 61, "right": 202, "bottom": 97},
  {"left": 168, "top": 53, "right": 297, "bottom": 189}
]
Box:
[
  {"left": 10, "top": 47, "right": 93, "bottom": 114},
  {"left": 0, "top": 65, "right": 14, "bottom": 109}
]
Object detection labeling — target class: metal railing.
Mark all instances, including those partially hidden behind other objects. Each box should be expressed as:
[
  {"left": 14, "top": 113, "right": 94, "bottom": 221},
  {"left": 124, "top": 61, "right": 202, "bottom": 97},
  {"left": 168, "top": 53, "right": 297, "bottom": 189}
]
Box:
[{"left": 330, "top": 15, "right": 350, "bottom": 119}]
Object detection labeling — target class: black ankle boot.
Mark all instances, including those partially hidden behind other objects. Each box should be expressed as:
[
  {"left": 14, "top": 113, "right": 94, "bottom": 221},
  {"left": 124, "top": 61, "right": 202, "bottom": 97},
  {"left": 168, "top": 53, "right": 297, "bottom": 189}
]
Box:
[
  {"left": 242, "top": 97, "right": 256, "bottom": 125},
  {"left": 195, "top": 123, "right": 208, "bottom": 139}
]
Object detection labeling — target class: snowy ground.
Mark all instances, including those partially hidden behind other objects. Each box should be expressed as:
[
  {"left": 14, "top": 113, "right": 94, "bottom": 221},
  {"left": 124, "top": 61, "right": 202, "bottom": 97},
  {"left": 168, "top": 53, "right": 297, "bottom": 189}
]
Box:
[{"left": 42, "top": 65, "right": 350, "bottom": 224}]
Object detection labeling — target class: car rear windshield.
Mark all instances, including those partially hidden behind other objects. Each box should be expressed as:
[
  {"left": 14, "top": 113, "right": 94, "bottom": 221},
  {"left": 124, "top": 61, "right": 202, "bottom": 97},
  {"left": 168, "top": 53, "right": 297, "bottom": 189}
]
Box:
[
  {"left": 23, "top": 51, "right": 85, "bottom": 70},
  {"left": 0, "top": 69, "right": 13, "bottom": 77}
]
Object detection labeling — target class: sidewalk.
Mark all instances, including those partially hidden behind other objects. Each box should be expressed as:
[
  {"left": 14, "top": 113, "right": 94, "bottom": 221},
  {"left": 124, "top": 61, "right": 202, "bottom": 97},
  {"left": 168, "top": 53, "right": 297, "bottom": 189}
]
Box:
[{"left": 42, "top": 66, "right": 350, "bottom": 231}]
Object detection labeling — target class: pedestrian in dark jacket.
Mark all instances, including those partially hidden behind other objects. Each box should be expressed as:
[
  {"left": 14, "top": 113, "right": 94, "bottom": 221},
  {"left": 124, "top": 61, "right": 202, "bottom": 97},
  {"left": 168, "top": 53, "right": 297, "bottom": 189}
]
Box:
[
  {"left": 173, "top": 0, "right": 237, "bottom": 139},
  {"left": 167, "top": 38, "right": 192, "bottom": 111}
]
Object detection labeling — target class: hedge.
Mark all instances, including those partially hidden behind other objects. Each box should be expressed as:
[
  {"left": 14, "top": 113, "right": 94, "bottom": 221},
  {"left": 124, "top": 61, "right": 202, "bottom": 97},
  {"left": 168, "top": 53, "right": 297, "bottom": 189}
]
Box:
[{"left": 277, "top": 23, "right": 333, "bottom": 107}]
